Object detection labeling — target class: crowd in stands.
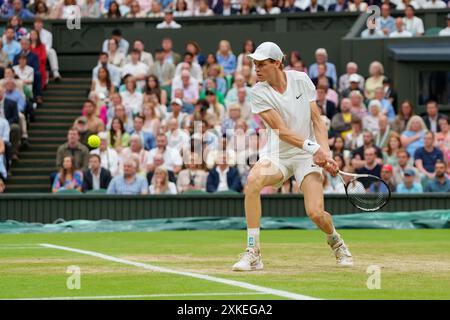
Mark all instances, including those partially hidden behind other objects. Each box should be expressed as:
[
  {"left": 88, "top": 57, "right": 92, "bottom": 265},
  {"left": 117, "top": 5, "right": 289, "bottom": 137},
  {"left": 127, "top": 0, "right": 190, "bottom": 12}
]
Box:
[{"left": 44, "top": 29, "right": 450, "bottom": 195}]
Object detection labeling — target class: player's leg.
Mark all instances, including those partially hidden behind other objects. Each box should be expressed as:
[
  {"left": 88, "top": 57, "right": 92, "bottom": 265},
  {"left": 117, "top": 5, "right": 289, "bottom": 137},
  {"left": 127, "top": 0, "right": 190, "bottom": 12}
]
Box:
[
  {"left": 232, "top": 159, "right": 284, "bottom": 271},
  {"left": 301, "top": 172, "right": 353, "bottom": 266}
]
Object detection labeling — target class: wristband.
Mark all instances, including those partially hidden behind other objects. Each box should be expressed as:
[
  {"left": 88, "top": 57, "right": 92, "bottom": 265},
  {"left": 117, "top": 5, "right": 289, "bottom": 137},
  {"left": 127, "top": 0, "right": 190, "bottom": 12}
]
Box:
[{"left": 302, "top": 139, "right": 320, "bottom": 155}]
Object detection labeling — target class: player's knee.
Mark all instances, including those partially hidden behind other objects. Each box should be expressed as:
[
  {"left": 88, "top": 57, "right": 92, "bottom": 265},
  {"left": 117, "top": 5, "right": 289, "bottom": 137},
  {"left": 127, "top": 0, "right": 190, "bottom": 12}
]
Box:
[
  {"left": 305, "top": 206, "right": 325, "bottom": 222},
  {"left": 245, "top": 174, "right": 264, "bottom": 194}
]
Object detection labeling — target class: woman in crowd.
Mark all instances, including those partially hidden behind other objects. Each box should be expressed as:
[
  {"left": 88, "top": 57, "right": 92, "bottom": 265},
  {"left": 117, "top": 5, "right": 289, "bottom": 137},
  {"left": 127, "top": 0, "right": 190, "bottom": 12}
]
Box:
[
  {"left": 365, "top": 61, "right": 385, "bottom": 100},
  {"left": 331, "top": 136, "right": 346, "bottom": 158},
  {"left": 435, "top": 117, "right": 450, "bottom": 163},
  {"left": 149, "top": 166, "right": 178, "bottom": 195},
  {"left": 29, "top": 29, "right": 47, "bottom": 89},
  {"left": 108, "top": 104, "right": 133, "bottom": 132},
  {"left": 185, "top": 40, "right": 205, "bottom": 66},
  {"left": 392, "top": 100, "right": 415, "bottom": 134},
  {"left": 401, "top": 115, "right": 428, "bottom": 157},
  {"left": 91, "top": 66, "right": 115, "bottom": 105},
  {"left": 6, "top": 15, "right": 28, "bottom": 41},
  {"left": 107, "top": 38, "right": 126, "bottom": 69},
  {"left": 142, "top": 103, "right": 161, "bottom": 137},
  {"left": 33, "top": 0, "right": 51, "bottom": 19},
  {"left": 257, "top": 0, "right": 281, "bottom": 14},
  {"left": 104, "top": 1, "right": 122, "bottom": 18},
  {"left": 348, "top": 0, "right": 368, "bottom": 12},
  {"left": 349, "top": 90, "right": 367, "bottom": 119},
  {"left": 120, "top": 75, "right": 143, "bottom": 115},
  {"left": 363, "top": 100, "right": 381, "bottom": 135},
  {"left": 202, "top": 54, "right": 224, "bottom": 79},
  {"left": 238, "top": 0, "right": 257, "bottom": 15},
  {"left": 216, "top": 40, "right": 237, "bottom": 79},
  {"left": 85, "top": 91, "right": 108, "bottom": 125},
  {"left": 174, "top": 0, "right": 192, "bottom": 17},
  {"left": 236, "top": 40, "right": 255, "bottom": 72},
  {"left": 81, "top": 0, "right": 101, "bottom": 18},
  {"left": 144, "top": 75, "right": 167, "bottom": 107},
  {"left": 108, "top": 117, "right": 130, "bottom": 154},
  {"left": 345, "top": 117, "right": 364, "bottom": 150},
  {"left": 177, "top": 153, "right": 208, "bottom": 193},
  {"left": 52, "top": 156, "right": 83, "bottom": 193},
  {"left": 383, "top": 133, "right": 402, "bottom": 167},
  {"left": 53, "top": 0, "right": 80, "bottom": 19}
]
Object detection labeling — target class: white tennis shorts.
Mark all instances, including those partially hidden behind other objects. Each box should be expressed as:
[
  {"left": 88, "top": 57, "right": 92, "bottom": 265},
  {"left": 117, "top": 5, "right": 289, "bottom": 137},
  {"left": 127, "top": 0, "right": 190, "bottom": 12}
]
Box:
[{"left": 258, "top": 154, "right": 323, "bottom": 189}]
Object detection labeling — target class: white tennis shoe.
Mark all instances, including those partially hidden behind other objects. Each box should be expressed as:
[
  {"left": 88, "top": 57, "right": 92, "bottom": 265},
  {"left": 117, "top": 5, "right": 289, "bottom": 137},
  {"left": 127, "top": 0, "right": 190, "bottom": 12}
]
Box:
[
  {"left": 232, "top": 247, "right": 264, "bottom": 271},
  {"left": 329, "top": 240, "right": 354, "bottom": 267}
]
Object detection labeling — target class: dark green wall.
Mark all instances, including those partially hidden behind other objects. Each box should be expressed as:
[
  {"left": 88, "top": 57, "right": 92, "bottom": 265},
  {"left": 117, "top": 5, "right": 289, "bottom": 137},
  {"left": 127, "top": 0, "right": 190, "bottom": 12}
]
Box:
[{"left": 0, "top": 194, "right": 449, "bottom": 223}]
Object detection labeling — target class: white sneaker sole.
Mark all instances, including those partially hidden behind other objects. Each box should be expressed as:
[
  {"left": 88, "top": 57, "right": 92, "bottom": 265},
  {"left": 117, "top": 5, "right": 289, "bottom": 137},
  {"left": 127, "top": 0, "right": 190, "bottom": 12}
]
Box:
[{"left": 232, "top": 262, "right": 264, "bottom": 272}]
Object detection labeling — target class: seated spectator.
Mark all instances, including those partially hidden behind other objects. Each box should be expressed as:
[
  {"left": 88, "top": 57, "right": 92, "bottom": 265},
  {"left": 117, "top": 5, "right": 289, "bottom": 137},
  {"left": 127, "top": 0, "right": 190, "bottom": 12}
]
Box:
[
  {"left": 90, "top": 131, "right": 121, "bottom": 177},
  {"left": 73, "top": 116, "right": 93, "bottom": 147},
  {"left": 373, "top": 87, "right": 395, "bottom": 121},
  {"left": 175, "top": 54, "right": 203, "bottom": 84},
  {"left": 81, "top": 0, "right": 101, "bottom": 18},
  {"left": 144, "top": 75, "right": 167, "bottom": 107},
  {"left": 331, "top": 136, "right": 347, "bottom": 158},
  {"left": 106, "top": 38, "right": 126, "bottom": 69},
  {"left": 147, "top": 1, "right": 164, "bottom": 17},
  {"left": 258, "top": 0, "right": 281, "bottom": 14},
  {"left": 435, "top": 117, "right": 450, "bottom": 163},
  {"left": 141, "top": 103, "right": 161, "bottom": 137},
  {"left": 77, "top": 100, "right": 105, "bottom": 134},
  {"left": 3, "top": 0, "right": 34, "bottom": 19},
  {"left": 225, "top": 74, "right": 250, "bottom": 107},
  {"left": 206, "top": 153, "right": 242, "bottom": 193},
  {"left": 90, "top": 66, "right": 114, "bottom": 106},
  {"left": 52, "top": 156, "right": 83, "bottom": 193},
  {"left": 361, "top": 27, "right": 385, "bottom": 39},
  {"left": 156, "top": 9, "right": 182, "bottom": 29},
  {"left": 2, "top": 27, "right": 21, "bottom": 62},
  {"left": 177, "top": 152, "right": 207, "bottom": 193},
  {"left": 174, "top": 0, "right": 192, "bottom": 17},
  {"left": 238, "top": 0, "right": 257, "bottom": 14},
  {"left": 312, "top": 63, "right": 334, "bottom": 89},
  {"left": 315, "top": 85, "right": 336, "bottom": 121},
  {"left": 363, "top": 100, "right": 381, "bottom": 135},
  {"left": 130, "top": 115, "right": 156, "bottom": 151},
  {"left": 401, "top": 115, "right": 427, "bottom": 157},
  {"left": 364, "top": 61, "right": 385, "bottom": 100},
  {"left": 422, "top": 100, "right": 446, "bottom": 133},
  {"left": 382, "top": 77, "right": 397, "bottom": 111},
  {"left": 369, "top": 164, "right": 396, "bottom": 193},
  {"left": 216, "top": 0, "right": 238, "bottom": 15},
  {"left": 120, "top": 134, "right": 149, "bottom": 176},
  {"left": 0, "top": 135, "right": 7, "bottom": 182},
  {"left": 107, "top": 156, "right": 148, "bottom": 194},
  {"left": 341, "top": 72, "right": 364, "bottom": 98},
  {"left": 328, "top": 0, "right": 348, "bottom": 12},
  {"left": 375, "top": 115, "right": 397, "bottom": 150},
  {"left": 166, "top": 117, "right": 190, "bottom": 152},
  {"left": 107, "top": 102, "right": 134, "bottom": 132},
  {"left": 161, "top": 37, "right": 181, "bottom": 66},
  {"left": 125, "top": 1, "right": 146, "bottom": 18},
  {"left": 56, "top": 128, "right": 90, "bottom": 171},
  {"left": 414, "top": 131, "right": 443, "bottom": 181},
  {"left": 395, "top": 0, "right": 419, "bottom": 10},
  {"left": 393, "top": 148, "right": 419, "bottom": 186},
  {"left": 149, "top": 166, "right": 178, "bottom": 194},
  {"left": 396, "top": 168, "right": 423, "bottom": 193},
  {"left": 52, "top": 0, "right": 80, "bottom": 19},
  {"left": 165, "top": 98, "right": 189, "bottom": 128},
  {"left": 204, "top": 66, "right": 227, "bottom": 97},
  {"left": 236, "top": 40, "right": 255, "bottom": 72},
  {"left": 422, "top": 0, "right": 446, "bottom": 9},
  {"left": 126, "top": 40, "right": 154, "bottom": 69},
  {"left": 120, "top": 76, "right": 144, "bottom": 115},
  {"left": 392, "top": 100, "right": 415, "bottom": 134},
  {"left": 424, "top": 160, "right": 450, "bottom": 192},
  {"left": 205, "top": 90, "right": 226, "bottom": 129},
  {"left": 309, "top": 48, "right": 337, "bottom": 86},
  {"left": 82, "top": 154, "right": 112, "bottom": 192},
  {"left": 194, "top": 0, "right": 214, "bottom": 16},
  {"left": 12, "top": 55, "right": 33, "bottom": 95},
  {"left": 146, "top": 133, "right": 183, "bottom": 174},
  {"left": 102, "top": 29, "right": 130, "bottom": 55},
  {"left": 345, "top": 116, "right": 364, "bottom": 150},
  {"left": 376, "top": 3, "right": 395, "bottom": 36},
  {"left": 438, "top": 13, "right": 450, "bottom": 36},
  {"left": 4, "top": 15, "right": 28, "bottom": 41},
  {"left": 304, "top": 0, "right": 325, "bottom": 12},
  {"left": 108, "top": 117, "right": 130, "bottom": 154},
  {"left": 202, "top": 54, "right": 223, "bottom": 79},
  {"left": 216, "top": 40, "right": 237, "bottom": 77},
  {"left": 389, "top": 17, "right": 413, "bottom": 38},
  {"left": 119, "top": 0, "right": 132, "bottom": 16},
  {"left": 92, "top": 52, "right": 121, "bottom": 88},
  {"left": 149, "top": 48, "right": 175, "bottom": 87},
  {"left": 121, "top": 50, "right": 149, "bottom": 89},
  {"left": 403, "top": 5, "right": 424, "bottom": 36},
  {"left": 221, "top": 104, "right": 243, "bottom": 136},
  {"left": 146, "top": 152, "right": 176, "bottom": 184},
  {"left": 349, "top": 90, "right": 367, "bottom": 119},
  {"left": 355, "top": 147, "right": 382, "bottom": 188},
  {"left": 348, "top": 0, "right": 368, "bottom": 12},
  {"left": 331, "top": 98, "right": 354, "bottom": 139},
  {"left": 200, "top": 79, "right": 225, "bottom": 107},
  {"left": 171, "top": 70, "right": 199, "bottom": 109},
  {"left": 33, "top": 0, "right": 51, "bottom": 19},
  {"left": 351, "top": 131, "right": 383, "bottom": 170}
]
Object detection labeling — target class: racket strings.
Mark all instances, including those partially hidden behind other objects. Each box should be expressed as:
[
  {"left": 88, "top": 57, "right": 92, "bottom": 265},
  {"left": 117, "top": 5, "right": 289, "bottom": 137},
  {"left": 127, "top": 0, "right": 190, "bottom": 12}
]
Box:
[{"left": 346, "top": 176, "right": 390, "bottom": 211}]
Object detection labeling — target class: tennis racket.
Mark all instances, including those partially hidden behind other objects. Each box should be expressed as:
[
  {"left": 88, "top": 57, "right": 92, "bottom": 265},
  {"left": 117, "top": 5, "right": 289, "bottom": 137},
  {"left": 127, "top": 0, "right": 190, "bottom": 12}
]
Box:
[{"left": 314, "top": 164, "right": 391, "bottom": 212}]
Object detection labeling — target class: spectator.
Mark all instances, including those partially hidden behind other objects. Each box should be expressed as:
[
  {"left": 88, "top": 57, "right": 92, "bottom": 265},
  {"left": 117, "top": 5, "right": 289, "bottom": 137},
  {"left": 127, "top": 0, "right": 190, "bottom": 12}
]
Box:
[
  {"left": 56, "top": 128, "right": 90, "bottom": 170},
  {"left": 331, "top": 135, "right": 346, "bottom": 158},
  {"left": 348, "top": 0, "right": 368, "bottom": 11},
  {"left": 345, "top": 116, "right": 364, "bottom": 150},
  {"left": 106, "top": 38, "right": 126, "bottom": 69},
  {"left": 177, "top": 152, "right": 207, "bottom": 193},
  {"left": 126, "top": 40, "right": 154, "bottom": 69},
  {"left": 392, "top": 100, "right": 415, "bottom": 134},
  {"left": 0, "top": 133, "right": 7, "bottom": 182},
  {"left": 258, "top": 0, "right": 282, "bottom": 14},
  {"left": 0, "top": 40, "right": 10, "bottom": 78},
  {"left": 205, "top": 89, "right": 226, "bottom": 129},
  {"left": 414, "top": 131, "right": 444, "bottom": 181},
  {"left": 119, "top": 0, "right": 132, "bottom": 15},
  {"left": 238, "top": 0, "right": 257, "bottom": 14},
  {"left": 120, "top": 76, "right": 144, "bottom": 115},
  {"left": 161, "top": 37, "right": 181, "bottom": 66},
  {"left": 149, "top": 166, "right": 178, "bottom": 194},
  {"left": 424, "top": 161, "right": 450, "bottom": 192},
  {"left": 382, "top": 77, "right": 397, "bottom": 112},
  {"left": 311, "top": 63, "right": 334, "bottom": 89},
  {"left": 171, "top": 70, "right": 199, "bottom": 108},
  {"left": 149, "top": 48, "right": 175, "bottom": 87},
  {"left": 377, "top": 3, "right": 395, "bottom": 36},
  {"left": 92, "top": 52, "right": 121, "bottom": 88},
  {"left": 217, "top": 0, "right": 238, "bottom": 15},
  {"left": 438, "top": 13, "right": 450, "bottom": 36},
  {"left": 364, "top": 61, "right": 385, "bottom": 100},
  {"left": 53, "top": 0, "right": 80, "bottom": 19},
  {"left": 309, "top": 48, "right": 337, "bottom": 85},
  {"left": 304, "top": 0, "right": 325, "bottom": 12},
  {"left": 144, "top": 75, "right": 167, "bottom": 106},
  {"left": 375, "top": 115, "right": 397, "bottom": 150},
  {"left": 33, "top": 17, "right": 61, "bottom": 81},
  {"left": 107, "top": 101, "right": 134, "bottom": 132},
  {"left": 369, "top": 164, "right": 395, "bottom": 193},
  {"left": 120, "top": 134, "right": 149, "bottom": 175},
  {"left": 422, "top": 0, "right": 446, "bottom": 9},
  {"left": 125, "top": 1, "right": 146, "bottom": 18},
  {"left": 360, "top": 27, "right": 384, "bottom": 39},
  {"left": 216, "top": 40, "right": 237, "bottom": 77},
  {"left": 0, "top": 87, "right": 21, "bottom": 161},
  {"left": 435, "top": 117, "right": 450, "bottom": 163},
  {"left": 373, "top": 87, "right": 395, "bottom": 121},
  {"left": 225, "top": 73, "right": 250, "bottom": 107},
  {"left": 393, "top": 148, "right": 420, "bottom": 186},
  {"left": 12, "top": 55, "right": 33, "bottom": 95},
  {"left": 102, "top": 29, "right": 130, "bottom": 55},
  {"left": 328, "top": 0, "right": 348, "bottom": 11},
  {"left": 389, "top": 17, "right": 413, "bottom": 38},
  {"left": 2, "top": 27, "right": 21, "bottom": 62},
  {"left": 141, "top": 103, "right": 161, "bottom": 137},
  {"left": 339, "top": 63, "right": 365, "bottom": 95},
  {"left": 121, "top": 49, "right": 149, "bottom": 89},
  {"left": 156, "top": 9, "right": 182, "bottom": 29},
  {"left": 146, "top": 133, "right": 183, "bottom": 174},
  {"left": 395, "top": 0, "right": 419, "bottom": 10},
  {"left": 33, "top": 0, "right": 51, "bottom": 19},
  {"left": 194, "top": 0, "right": 214, "bottom": 15},
  {"left": 5, "top": 15, "right": 28, "bottom": 41},
  {"left": 147, "top": 1, "right": 164, "bottom": 17},
  {"left": 349, "top": 90, "right": 367, "bottom": 119},
  {"left": 3, "top": 0, "right": 34, "bottom": 19},
  {"left": 355, "top": 147, "right": 382, "bottom": 187},
  {"left": 401, "top": 115, "right": 427, "bottom": 157},
  {"left": 315, "top": 85, "right": 336, "bottom": 121},
  {"left": 174, "top": 0, "right": 192, "bottom": 17},
  {"left": 104, "top": 1, "right": 122, "bottom": 18},
  {"left": 221, "top": 104, "right": 242, "bottom": 136},
  {"left": 81, "top": 0, "right": 101, "bottom": 17},
  {"left": 76, "top": 100, "right": 105, "bottom": 134},
  {"left": 331, "top": 98, "right": 353, "bottom": 139},
  {"left": 236, "top": 40, "right": 255, "bottom": 72},
  {"left": 91, "top": 66, "right": 115, "bottom": 104},
  {"left": 382, "top": 133, "right": 402, "bottom": 166},
  {"left": 351, "top": 131, "right": 383, "bottom": 169},
  {"left": 82, "top": 154, "right": 112, "bottom": 192},
  {"left": 107, "top": 156, "right": 148, "bottom": 194},
  {"left": 165, "top": 98, "right": 189, "bottom": 128},
  {"left": 206, "top": 153, "right": 242, "bottom": 193},
  {"left": 396, "top": 168, "right": 423, "bottom": 193},
  {"left": 108, "top": 117, "right": 130, "bottom": 154},
  {"left": 130, "top": 115, "right": 156, "bottom": 151},
  {"left": 52, "top": 156, "right": 83, "bottom": 193},
  {"left": 205, "top": 65, "right": 227, "bottom": 96},
  {"left": 175, "top": 53, "right": 203, "bottom": 83},
  {"left": 422, "top": 100, "right": 446, "bottom": 133},
  {"left": 90, "top": 131, "right": 121, "bottom": 176},
  {"left": 166, "top": 117, "right": 190, "bottom": 152},
  {"left": 403, "top": 5, "right": 424, "bottom": 36},
  {"left": 73, "top": 116, "right": 93, "bottom": 146},
  {"left": 363, "top": 100, "right": 381, "bottom": 135},
  {"left": 146, "top": 152, "right": 176, "bottom": 184}
]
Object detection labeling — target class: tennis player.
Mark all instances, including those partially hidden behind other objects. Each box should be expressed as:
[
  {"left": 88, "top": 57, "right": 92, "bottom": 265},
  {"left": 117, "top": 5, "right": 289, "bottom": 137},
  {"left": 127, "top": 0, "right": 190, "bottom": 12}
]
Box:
[{"left": 232, "top": 42, "right": 353, "bottom": 271}]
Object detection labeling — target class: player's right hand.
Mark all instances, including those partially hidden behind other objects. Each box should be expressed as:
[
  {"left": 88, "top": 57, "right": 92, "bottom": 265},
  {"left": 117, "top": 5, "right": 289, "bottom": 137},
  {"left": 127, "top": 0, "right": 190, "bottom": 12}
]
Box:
[{"left": 313, "top": 147, "right": 329, "bottom": 167}]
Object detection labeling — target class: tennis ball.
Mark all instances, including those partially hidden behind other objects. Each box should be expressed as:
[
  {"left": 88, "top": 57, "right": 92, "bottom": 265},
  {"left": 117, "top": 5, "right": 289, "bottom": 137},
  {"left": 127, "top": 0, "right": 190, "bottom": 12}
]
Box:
[{"left": 88, "top": 134, "right": 101, "bottom": 148}]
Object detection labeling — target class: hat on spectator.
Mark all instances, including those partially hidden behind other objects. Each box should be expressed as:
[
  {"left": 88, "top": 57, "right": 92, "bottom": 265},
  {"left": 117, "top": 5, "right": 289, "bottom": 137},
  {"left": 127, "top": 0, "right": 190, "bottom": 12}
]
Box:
[
  {"left": 404, "top": 169, "right": 415, "bottom": 177},
  {"left": 171, "top": 98, "right": 183, "bottom": 106},
  {"left": 382, "top": 164, "right": 393, "bottom": 172},
  {"left": 248, "top": 42, "right": 284, "bottom": 62},
  {"left": 349, "top": 74, "right": 360, "bottom": 83}
]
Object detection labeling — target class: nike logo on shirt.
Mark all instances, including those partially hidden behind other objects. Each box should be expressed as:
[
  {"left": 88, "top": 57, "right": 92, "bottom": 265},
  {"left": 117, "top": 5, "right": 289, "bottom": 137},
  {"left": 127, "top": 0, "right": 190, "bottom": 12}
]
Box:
[{"left": 296, "top": 93, "right": 303, "bottom": 99}]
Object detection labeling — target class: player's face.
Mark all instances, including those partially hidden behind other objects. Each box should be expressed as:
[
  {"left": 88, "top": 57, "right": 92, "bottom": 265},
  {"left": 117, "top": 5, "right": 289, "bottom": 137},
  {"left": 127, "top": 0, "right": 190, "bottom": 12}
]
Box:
[{"left": 254, "top": 59, "right": 277, "bottom": 82}]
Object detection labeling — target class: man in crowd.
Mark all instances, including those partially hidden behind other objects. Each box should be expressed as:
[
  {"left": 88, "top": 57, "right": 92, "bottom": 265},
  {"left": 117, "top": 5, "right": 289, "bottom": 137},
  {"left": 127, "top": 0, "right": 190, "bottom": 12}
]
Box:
[
  {"left": 414, "top": 131, "right": 443, "bottom": 181},
  {"left": 0, "top": 87, "right": 20, "bottom": 161},
  {"left": 82, "top": 154, "right": 112, "bottom": 192},
  {"left": 351, "top": 131, "right": 383, "bottom": 170},
  {"left": 107, "top": 157, "right": 148, "bottom": 194},
  {"left": 90, "top": 132, "right": 120, "bottom": 177},
  {"left": 146, "top": 133, "right": 183, "bottom": 174},
  {"left": 422, "top": 100, "right": 446, "bottom": 133},
  {"left": 56, "top": 128, "right": 89, "bottom": 170},
  {"left": 396, "top": 169, "right": 423, "bottom": 193},
  {"left": 424, "top": 160, "right": 450, "bottom": 192}
]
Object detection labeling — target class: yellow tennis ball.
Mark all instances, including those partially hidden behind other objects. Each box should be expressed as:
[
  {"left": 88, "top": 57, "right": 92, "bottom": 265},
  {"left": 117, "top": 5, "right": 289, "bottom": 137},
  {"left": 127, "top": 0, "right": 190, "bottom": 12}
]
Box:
[{"left": 88, "top": 135, "right": 101, "bottom": 148}]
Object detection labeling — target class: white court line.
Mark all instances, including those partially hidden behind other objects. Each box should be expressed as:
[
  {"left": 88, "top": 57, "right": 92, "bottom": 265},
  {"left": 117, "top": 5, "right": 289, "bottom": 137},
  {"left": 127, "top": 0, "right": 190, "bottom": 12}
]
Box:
[
  {"left": 40, "top": 243, "right": 320, "bottom": 300},
  {"left": 5, "top": 292, "right": 269, "bottom": 300}
]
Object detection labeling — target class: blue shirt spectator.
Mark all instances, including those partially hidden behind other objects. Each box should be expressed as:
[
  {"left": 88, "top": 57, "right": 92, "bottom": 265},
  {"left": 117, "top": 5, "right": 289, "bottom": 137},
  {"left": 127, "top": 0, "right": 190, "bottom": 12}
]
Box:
[
  {"left": 107, "top": 158, "right": 148, "bottom": 194},
  {"left": 414, "top": 147, "right": 443, "bottom": 174},
  {"left": 0, "top": 117, "right": 10, "bottom": 143},
  {"left": 2, "top": 39, "right": 21, "bottom": 61},
  {"left": 5, "top": 85, "right": 26, "bottom": 113},
  {"left": 424, "top": 161, "right": 450, "bottom": 192},
  {"left": 3, "top": 0, "right": 35, "bottom": 19},
  {"left": 401, "top": 130, "right": 425, "bottom": 157},
  {"left": 396, "top": 182, "right": 423, "bottom": 193},
  {"left": 216, "top": 52, "right": 236, "bottom": 76},
  {"left": 379, "top": 98, "right": 396, "bottom": 121}
]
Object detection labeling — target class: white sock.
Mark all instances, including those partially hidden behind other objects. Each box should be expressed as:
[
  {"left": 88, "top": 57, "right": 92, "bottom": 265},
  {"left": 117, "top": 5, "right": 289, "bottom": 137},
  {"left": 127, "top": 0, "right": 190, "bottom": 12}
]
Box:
[
  {"left": 247, "top": 228, "right": 260, "bottom": 251},
  {"left": 326, "top": 229, "right": 341, "bottom": 246}
]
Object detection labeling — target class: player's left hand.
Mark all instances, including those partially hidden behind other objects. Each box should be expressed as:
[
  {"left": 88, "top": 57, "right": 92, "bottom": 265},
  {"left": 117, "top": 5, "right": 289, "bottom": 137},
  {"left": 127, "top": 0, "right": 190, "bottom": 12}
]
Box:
[{"left": 323, "top": 159, "right": 339, "bottom": 177}]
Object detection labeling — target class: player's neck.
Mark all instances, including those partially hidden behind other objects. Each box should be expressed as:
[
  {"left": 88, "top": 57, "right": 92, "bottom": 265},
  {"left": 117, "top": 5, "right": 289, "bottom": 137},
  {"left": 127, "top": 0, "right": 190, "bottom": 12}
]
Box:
[{"left": 267, "top": 70, "right": 287, "bottom": 94}]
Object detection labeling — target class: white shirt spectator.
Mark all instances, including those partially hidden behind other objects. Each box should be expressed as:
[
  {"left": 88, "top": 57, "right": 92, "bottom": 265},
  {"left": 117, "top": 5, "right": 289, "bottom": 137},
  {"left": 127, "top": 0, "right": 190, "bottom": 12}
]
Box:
[
  {"left": 12, "top": 65, "right": 34, "bottom": 91},
  {"left": 166, "top": 129, "right": 190, "bottom": 152},
  {"left": 147, "top": 147, "right": 183, "bottom": 171},
  {"left": 395, "top": 1, "right": 419, "bottom": 10},
  {"left": 121, "top": 61, "right": 149, "bottom": 87},
  {"left": 156, "top": 21, "right": 182, "bottom": 29},
  {"left": 403, "top": 16, "right": 424, "bottom": 35},
  {"left": 174, "top": 62, "right": 203, "bottom": 83},
  {"left": 120, "top": 90, "right": 144, "bottom": 115},
  {"left": 149, "top": 182, "right": 178, "bottom": 194},
  {"left": 257, "top": 7, "right": 281, "bottom": 14},
  {"left": 422, "top": 0, "right": 446, "bottom": 8},
  {"left": 38, "top": 28, "right": 53, "bottom": 53},
  {"left": 216, "top": 166, "right": 229, "bottom": 192},
  {"left": 439, "top": 27, "right": 450, "bottom": 36},
  {"left": 90, "top": 148, "right": 120, "bottom": 177},
  {"left": 126, "top": 51, "right": 154, "bottom": 69},
  {"left": 389, "top": 30, "right": 413, "bottom": 37},
  {"left": 361, "top": 29, "right": 385, "bottom": 38}
]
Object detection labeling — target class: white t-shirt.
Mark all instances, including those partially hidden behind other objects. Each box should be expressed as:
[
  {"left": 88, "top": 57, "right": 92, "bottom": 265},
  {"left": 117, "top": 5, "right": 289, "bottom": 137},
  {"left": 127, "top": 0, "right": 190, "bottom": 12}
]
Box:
[
  {"left": 403, "top": 16, "right": 424, "bottom": 35},
  {"left": 439, "top": 27, "right": 450, "bottom": 36},
  {"left": 389, "top": 30, "right": 413, "bottom": 38},
  {"left": 250, "top": 70, "right": 316, "bottom": 158},
  {"left": 147, "top": 147, "right": 183, "bottom": 171}
]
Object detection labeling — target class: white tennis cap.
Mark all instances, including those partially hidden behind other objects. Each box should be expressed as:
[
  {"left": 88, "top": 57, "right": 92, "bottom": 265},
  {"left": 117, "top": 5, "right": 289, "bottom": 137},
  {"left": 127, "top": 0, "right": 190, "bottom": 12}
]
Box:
[{"left": 248, "top": 42, "right": 284, "bottom": 62}]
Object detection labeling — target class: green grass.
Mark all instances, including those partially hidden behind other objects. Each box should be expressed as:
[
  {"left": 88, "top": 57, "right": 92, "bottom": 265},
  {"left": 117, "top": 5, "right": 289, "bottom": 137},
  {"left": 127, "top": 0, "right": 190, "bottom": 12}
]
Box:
[{"left": 0, "top": 229, "right": 449, "bottom": 300}]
